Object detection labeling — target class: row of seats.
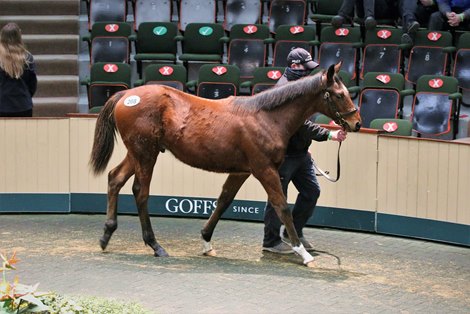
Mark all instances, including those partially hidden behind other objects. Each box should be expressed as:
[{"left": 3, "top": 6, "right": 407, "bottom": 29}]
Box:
[
  {"left": 81, "top": 62, "right": 463, "bottom": 139},
  {"left": 84, "top": 0, "right": 312, "bottom": 33},
  {"left": 82, "top": 21, "right": 470, "bottom": 90}
]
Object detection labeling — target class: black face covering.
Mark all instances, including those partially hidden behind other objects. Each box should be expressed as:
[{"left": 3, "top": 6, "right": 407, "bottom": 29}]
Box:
[{"left": 285, "top": 67, "right": 311, "bottom": 81}]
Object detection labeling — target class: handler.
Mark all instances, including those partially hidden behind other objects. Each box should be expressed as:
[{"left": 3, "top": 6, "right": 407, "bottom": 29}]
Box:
[{"left": 262, "top": 48, "right": 347, "bottom": 254}]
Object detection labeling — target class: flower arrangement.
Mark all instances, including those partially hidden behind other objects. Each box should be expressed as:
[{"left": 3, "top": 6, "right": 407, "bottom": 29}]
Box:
[
  {"left": 1, "top": 252, "right": 150, "bottom": 313},
  {"left": 1, "top": 251, "right": 50, "bottom": 313}
]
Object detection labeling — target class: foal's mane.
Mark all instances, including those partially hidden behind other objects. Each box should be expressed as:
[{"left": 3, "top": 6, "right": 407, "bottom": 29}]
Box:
[{"left": 232, "top": 70, "right": 326, "bottom": 112}]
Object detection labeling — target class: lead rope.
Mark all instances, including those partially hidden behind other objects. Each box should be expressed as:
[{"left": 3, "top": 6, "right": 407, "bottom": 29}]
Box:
[{"left": 312, "top": 141, "right": 342, "bottom": 182}]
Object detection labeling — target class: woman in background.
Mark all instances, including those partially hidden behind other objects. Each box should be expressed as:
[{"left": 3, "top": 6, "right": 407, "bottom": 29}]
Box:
[{"left": 0, "top": 22, "right": 37, "bottom": 117}]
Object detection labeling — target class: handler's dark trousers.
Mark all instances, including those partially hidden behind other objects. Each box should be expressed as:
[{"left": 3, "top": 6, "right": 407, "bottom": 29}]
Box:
[{"left": 263, "top": 153, "right": 320, "bottom": 248}]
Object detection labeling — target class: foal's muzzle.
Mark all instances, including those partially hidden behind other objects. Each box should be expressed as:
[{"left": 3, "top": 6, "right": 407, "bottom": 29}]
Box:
[{"left": 354, "top": 121, "right": 361, "bottom": 132}]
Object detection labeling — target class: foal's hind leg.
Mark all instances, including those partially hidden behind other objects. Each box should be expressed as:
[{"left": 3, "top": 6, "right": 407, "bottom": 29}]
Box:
[
  {"left": 132, "top": 152, "right": 169, "bottom": 257},
  {"left": 201, "top": 173, "right": 250, "bottom": 256},
  {"left": 100, "top": 154, "right": 135, "bottom": 251}
]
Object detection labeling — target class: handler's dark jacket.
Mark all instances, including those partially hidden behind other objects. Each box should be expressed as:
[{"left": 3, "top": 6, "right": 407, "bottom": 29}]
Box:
[
  {"left": 277, "top": 70, "right": 330, "bottom": 156},
  {"left": 0, "top": 52, "right": 37, "bottom": 113}
]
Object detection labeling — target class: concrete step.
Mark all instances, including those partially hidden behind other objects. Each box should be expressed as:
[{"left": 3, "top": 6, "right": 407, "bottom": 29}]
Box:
[
  {"left": 33, "top": 97, "right": 78, "bottom": 117},
  {"left": 23, "top": 34, "right": 79, "bottom": 55},
  {"left": 0, "top": 0, "right": 80, "bottom": 16},
  {"left": 0, "top": 16, "right": 79, "bottom": 35},
  {"left": 36, "top": 75, "right": 78, "bottom": 98},
  {"left": 35, "top": 55, "right": 78, "bottom": 76}
]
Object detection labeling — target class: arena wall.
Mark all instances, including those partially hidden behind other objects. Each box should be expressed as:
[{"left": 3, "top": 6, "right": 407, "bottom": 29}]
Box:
[{"left": 1, "top": 117, "right": 468, "bottom": 246}]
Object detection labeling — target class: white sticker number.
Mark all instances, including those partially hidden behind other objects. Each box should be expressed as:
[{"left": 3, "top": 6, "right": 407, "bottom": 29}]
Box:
[{"left": 123, "top": 95, "right": 141, "bottom": 107}]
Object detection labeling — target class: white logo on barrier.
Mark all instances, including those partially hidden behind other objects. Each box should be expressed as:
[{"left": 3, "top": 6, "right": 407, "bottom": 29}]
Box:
[
  {"left": 164, "top": 198, "right": 261, "bottom": 216},
  {"left": 232, "top": 206, "right": 259, "bottom": 214},
  {"left": 123, "top": 95, "right": 141, "bottom": 107},
  {"left": 165, "top": 198, "right": 216, "bottom": 215}
]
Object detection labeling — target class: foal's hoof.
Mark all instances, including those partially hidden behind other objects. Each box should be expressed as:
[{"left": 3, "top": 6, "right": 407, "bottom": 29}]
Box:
[
  {"left": 154, "top": 247, "right": 169, "bottom": 257},
  {"left": 99, "top": 237, "right": 109, "bottom": 251},
  {"left": 201, "top": 239, "right": 216, "bottom": 256},
  {"left": 203, "top": 249, "right": 217, "bottom": 257},
  {"left": 305, "top": 261, "right": 315, "bottom": 268}
]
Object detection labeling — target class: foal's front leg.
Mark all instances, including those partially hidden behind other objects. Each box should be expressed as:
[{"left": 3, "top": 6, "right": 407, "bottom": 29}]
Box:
[
  {"left": 254, "top": 167, "right": 315, "bottom": 267},
  {"left": 201, "top": 173, "right": 250, "bottom": 256}
]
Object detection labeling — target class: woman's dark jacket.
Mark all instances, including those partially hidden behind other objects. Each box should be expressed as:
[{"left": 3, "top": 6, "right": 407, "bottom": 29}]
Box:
[{"left": 0, "top": 52, "right": 37, "bottom": 112}]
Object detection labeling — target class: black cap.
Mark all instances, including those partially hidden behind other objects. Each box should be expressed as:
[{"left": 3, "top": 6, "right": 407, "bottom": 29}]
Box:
[{"left": 287, "top": 48, "right": 319, "bottom": 70}]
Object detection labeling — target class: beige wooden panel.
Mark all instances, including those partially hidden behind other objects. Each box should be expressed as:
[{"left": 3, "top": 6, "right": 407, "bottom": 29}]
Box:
[
  {"left": 69, "top": 118, "right": 97, "bottom": 192},
  {"left": 1, "top": 120, "right": 16, "bottom": 191},
  {"left": 70, "top": 117, "right": 129, "bottom": 193},
  {"left": 405, "top": 140, "right": 419, "bottom": 217},
  {"left": 457, "top": 145, "right": 470, "bottom": 224},
  {"left": 153, "top": 154, "right": 265, "bottom": 201},
  {"left": 0, "top": 119, "right": 69, "bottom": 192},
  {"left": 446, "top": 144, "right": 459, "bottom": 222},
  {"left": 377, "top": 137, "right": 400, "bottom": 214},
  {"left": 0, "top": 120, "right": 5, "bottom": 191},
  {"left": 12, "top": 117, "right": 465, "bottom": 226},
  {"left": 70, "top": 117, "right": 99, "bottom": 192},
  {"left": 153, "top": 153, "right": 224, "bottom": 198},
  {"left": 237, "top": 176, "right": 266, "bottom": 201},
  {"left": 309, "top": 132, "right": 377, "bottom": 211},
  {"left": 377, "top": 137, "right": 470, "bottom": 225},
  {"left": 436, "top": 142, "right": 450, "bottom": 221}
]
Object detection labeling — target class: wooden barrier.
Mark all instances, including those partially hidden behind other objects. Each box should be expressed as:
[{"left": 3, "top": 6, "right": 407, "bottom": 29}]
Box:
[{"left": 1, "top": 117, "right": 469, "bottom": 246}]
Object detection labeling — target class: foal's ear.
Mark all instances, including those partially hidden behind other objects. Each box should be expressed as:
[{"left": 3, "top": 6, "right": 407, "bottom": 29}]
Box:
[
  {"left": 327, "top": 64, "right": 335, "bottom": 85},
  {"left": 335, "top": 61, "right": 343, "bottom": 73},
  {"left": 327, "top": 61, "right": 342, "bottom": 85}
]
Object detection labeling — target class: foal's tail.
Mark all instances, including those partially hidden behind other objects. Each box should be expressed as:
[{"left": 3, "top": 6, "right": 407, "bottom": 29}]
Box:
[{"left": 89, "top": 91, "right": 125, "bottom": 175}]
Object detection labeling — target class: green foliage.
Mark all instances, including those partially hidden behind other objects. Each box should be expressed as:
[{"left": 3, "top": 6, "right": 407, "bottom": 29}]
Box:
[
  {"left": 40, "top": 294, "right": 151, "bottom": 314},
  {"left": 1, "top": 253, "right": 150, "bottom": 314},
  {"left": 1, "top": 293, "right": 152, "bottom": 314}
]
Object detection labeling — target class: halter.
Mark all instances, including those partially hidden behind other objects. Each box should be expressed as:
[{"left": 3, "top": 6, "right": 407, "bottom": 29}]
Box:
[
  {"left": 314, "top": 88, "right": 356, "bottom": 183},
  {"left": 323, "top": 89, "right": 357, "bottom": 130}
]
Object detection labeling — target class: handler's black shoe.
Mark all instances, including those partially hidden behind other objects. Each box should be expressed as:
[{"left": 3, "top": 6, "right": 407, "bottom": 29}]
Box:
[{"left": 262, "top": 242, "right": 294, "bottom": 254}]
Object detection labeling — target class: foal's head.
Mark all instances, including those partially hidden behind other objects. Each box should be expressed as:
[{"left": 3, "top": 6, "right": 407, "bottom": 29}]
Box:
[{"left": 321, "top": 62, "right": 361, "bottom": 132}]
